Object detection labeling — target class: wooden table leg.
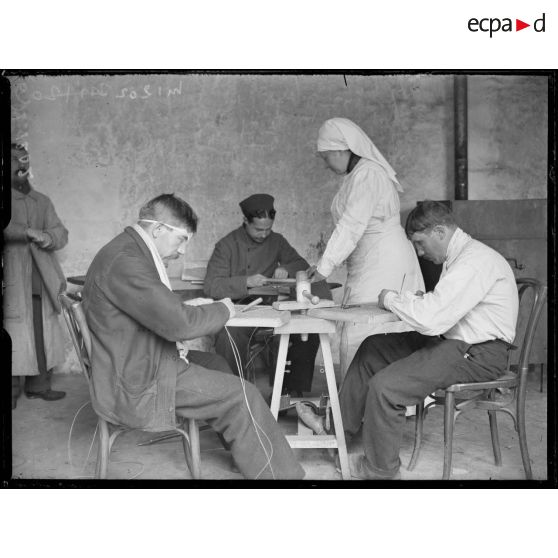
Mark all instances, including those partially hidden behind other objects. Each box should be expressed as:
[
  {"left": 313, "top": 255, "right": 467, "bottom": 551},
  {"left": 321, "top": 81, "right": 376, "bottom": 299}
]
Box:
[
  {"left": 320, "top": 333, "right": 350, "bottom": 480},
  {"left": 270, "top": 333, "right": 290, "bottom": 418}
]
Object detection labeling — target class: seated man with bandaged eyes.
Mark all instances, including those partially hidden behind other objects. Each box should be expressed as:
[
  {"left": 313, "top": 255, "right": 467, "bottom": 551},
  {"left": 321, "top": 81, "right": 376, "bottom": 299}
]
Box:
[{"left": 83, "top": 193, "right": 303, "bottom": 479}]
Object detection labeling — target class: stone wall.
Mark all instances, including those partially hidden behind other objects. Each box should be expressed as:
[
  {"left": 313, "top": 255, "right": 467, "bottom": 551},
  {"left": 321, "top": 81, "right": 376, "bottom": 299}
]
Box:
[{"left": 8, "top": 73, "right": 549, "bottom": 371}]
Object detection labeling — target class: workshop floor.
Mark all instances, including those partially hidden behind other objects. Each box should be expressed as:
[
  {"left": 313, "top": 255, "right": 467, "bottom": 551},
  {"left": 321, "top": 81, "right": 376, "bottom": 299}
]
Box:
[{"left": 10, "top": 366, "right": 548, "bottom": 483}]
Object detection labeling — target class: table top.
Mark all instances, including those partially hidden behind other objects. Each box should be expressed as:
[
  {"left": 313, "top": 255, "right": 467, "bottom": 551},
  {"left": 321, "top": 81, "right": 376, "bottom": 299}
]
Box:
[
  {"left": 226, "top": 306, "right": 290, "bottom": 328},
  {"left": 225, "top": 306, "right": 338, "bottom": 334},
  {"left": 273, "top": 313, "right": 337, "bottom": 335},
  {"left": 306, "top": 303, "right": 400, "bottom": 326}
]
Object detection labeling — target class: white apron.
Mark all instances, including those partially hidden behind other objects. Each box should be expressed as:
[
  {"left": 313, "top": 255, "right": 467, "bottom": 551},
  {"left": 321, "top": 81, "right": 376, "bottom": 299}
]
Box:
[
  {"left": 316, "top": 159, "right": 425, "bottom": 377},
  {"left": 339, "top": 214, "right": 424, "bottom": 376}
]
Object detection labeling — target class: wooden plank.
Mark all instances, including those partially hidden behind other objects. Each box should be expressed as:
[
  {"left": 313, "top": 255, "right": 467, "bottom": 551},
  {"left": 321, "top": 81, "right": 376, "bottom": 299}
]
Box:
[
  {"left": 297, "top": 421, "right": 315, "bottom": 437},
  {"left": 274, "top": 314, "right": 336, "bottom": 334},
  {"left": 180, "top": 266, "right": 207, "bottom": 281},
  {"left": 307, "top": 303, "right": 400, "bottom": 325},
  {"left": 227, "top": 307, "right": 290, "bottom": 328},
  {"left": 286, "top": 435, "right": 338, "bottom": 449},
  {"left": 272, "top": 299, "right": 336, "bottom": 311},
  {"left": 270, "top": 334, "right": 290, "bottom": 417}
]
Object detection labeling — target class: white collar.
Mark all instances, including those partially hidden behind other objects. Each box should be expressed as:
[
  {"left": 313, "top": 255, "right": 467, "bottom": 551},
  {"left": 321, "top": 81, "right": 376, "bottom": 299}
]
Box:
[
  {"left": 445, "top": 227, "right": 472, "bottom": 268},
  {"left": 132, "top": 224, "right": 171, "bottom": 290}
]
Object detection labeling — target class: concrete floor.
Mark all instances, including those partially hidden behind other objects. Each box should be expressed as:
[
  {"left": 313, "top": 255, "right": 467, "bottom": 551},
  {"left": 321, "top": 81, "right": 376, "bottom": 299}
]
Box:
[{"left": 10, "top": 366, "right": 548, "bottom": 482}]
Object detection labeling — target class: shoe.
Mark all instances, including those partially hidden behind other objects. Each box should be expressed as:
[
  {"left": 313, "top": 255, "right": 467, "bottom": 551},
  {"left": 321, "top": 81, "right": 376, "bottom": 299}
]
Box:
[
  {"left": 25, "top": 389, "right": 66, "bottom": 401},
  {"left": 295, "top": 401, "right": 326, "bottom": 435},
  {"left": 351, "top": 454, "right": 401, "bottom": 481}
]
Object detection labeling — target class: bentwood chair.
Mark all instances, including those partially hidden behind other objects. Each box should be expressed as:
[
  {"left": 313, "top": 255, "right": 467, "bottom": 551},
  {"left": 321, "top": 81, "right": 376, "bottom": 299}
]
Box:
[
  {"left": 407, "top": 278, "right": 547, "bottom": 480},
  {"left": 59, "top": 293, "right": 202, "bottom": 479}
]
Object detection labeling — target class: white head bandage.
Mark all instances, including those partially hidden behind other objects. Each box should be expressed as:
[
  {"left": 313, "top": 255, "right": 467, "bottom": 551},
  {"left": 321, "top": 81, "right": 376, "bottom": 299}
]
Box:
[
  {"left": 317, "top": 117, "right": 402, "bottom": 192},
  {"left": 138, "top": 219, "right": 192, "bottom": 242}
]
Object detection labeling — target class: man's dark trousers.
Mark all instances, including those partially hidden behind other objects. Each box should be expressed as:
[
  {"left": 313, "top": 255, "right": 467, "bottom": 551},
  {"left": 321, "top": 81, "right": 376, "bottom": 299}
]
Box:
[
  {"left": 214, "top": 327, "right": 319, "bottom": 393},
  {"left": 339, "top": 331, "right": 509, "bottom": 477},
  {"left": 175, "top": 350, "right": 304, "bottom": 479}
]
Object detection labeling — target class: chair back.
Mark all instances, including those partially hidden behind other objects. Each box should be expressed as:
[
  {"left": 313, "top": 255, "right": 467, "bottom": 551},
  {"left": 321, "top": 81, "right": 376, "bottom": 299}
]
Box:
[
  {"left": 513, "top": 278, "right": 547, "bottom": 378},
  {"left": 59, "top": 293, "right": 94, "bottom": 386}
]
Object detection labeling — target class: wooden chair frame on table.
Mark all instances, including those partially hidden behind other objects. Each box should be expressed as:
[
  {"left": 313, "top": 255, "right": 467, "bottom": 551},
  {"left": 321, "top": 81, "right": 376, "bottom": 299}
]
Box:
[
  {"left": 407, "top": 278, "right": 547, "bottom": 480},
  {"left": 59, "top": 293, "right": 201, "bottom": 480}
]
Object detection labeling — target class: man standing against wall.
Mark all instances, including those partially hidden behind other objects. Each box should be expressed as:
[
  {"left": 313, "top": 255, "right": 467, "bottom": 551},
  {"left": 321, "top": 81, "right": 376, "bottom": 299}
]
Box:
[
  {"left": 204, "top": 194, "right": 331, "bottom": 397},
  {"left": 5, "top": 144, "right": 68, "bottom": 409}
]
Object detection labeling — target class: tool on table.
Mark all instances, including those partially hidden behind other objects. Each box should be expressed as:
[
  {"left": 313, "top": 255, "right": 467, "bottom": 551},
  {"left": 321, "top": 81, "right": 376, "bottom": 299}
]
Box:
[
  {"left": 296, "top": 270, "right": 320, "bottom": 305},
  {"left": 240, "top": 297, "right": 263, "bottom": 312},
  {"left": 341, "top": 286, "right": 352, "bottom": 309}
]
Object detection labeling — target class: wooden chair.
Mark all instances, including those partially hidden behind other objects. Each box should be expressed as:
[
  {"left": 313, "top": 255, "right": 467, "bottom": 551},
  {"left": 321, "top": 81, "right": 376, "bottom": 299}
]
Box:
[
  {"left": 407, "top": 278, "right": 547, "bottom": 480},
  {"left": 59, "top": 293, "right": 202, "bottom": 479}
]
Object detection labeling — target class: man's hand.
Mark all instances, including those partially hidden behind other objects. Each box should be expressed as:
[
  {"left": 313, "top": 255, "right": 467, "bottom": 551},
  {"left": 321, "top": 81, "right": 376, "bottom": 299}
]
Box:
[
  {"left": 246, "top": 274, "right": 268, "bottom": 288},
  {"left": 26, "top": 228, "right": 51, "bottom": 248},
  {"left": 378, "top": 289, "right": 397, "bottom": 310},
  {"left": 307, "top": 265, "right": 326, "bottom": 283},
  {"left": 26, "top": 228, "right": 44, "bottom": 242},
  {"left": 273, "top": 267, "right": 288, "bottom": 279}
]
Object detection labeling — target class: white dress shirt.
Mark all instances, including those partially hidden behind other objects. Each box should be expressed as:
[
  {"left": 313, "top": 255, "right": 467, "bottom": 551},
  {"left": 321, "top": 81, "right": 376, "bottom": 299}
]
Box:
[{"left": 383, "top": 227, "right": 518, "bottom": 345}]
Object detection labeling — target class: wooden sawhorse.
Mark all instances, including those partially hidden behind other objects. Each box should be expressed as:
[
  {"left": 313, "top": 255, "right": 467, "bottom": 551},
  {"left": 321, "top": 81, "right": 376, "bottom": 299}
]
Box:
[{"left": 269, "top": 314, "right": 350, "bottom": 480}]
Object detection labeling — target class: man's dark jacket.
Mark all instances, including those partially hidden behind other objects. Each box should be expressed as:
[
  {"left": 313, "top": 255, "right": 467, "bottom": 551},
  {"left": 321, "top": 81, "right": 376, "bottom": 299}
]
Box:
[
  {"left": 83, "top": 227, "right": 230, "bottom": 431},
  {"left": 204, "top": 226, "right": 330, "bottom": 300}
]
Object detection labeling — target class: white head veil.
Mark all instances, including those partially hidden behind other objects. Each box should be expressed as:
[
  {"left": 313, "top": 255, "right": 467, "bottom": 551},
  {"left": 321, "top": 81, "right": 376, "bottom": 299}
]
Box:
[{"left": 317, "top": 117, "right": 403, "bottom": 192}]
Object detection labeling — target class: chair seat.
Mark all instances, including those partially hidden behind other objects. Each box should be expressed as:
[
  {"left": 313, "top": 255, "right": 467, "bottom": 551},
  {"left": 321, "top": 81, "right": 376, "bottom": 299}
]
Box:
[
  {"left": 445, "top": 371, "right": 517, "bottom": 393},
  {"left": 431, "top": 388, "right": 484, "bottom": 401}
]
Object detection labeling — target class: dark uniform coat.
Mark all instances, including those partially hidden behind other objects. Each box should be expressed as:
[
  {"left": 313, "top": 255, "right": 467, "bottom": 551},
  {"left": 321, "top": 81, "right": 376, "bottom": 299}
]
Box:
[
  {"left": 204, "top": 225, "right": 330, "bottom": 300},
  {"left": 83, "top": 227, "right": 230, "bottom": 431},
  {"left": 203, "top": 225, "right": 331, "bottom": 393}
]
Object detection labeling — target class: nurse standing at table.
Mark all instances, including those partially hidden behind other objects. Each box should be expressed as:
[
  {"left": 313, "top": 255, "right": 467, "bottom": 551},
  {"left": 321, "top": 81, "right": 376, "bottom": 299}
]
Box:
[{"left": 308, "top": 118, "right": 425, "bottom": 376}]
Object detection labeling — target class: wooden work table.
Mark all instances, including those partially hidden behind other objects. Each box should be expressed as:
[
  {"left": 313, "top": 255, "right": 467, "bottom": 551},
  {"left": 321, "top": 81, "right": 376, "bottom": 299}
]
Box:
[
  {"left": 226, "top": 307, "right": 351, "bottom": 480},
  {"left": 306, "top": 302, "right": 400, "bottom": 326},
  {"left": 226, "top": 306, "right": 289, "bottom": 328}
]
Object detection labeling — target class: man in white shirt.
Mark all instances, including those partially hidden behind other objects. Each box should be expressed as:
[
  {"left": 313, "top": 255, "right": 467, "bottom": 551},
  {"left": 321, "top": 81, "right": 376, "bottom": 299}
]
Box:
[{"left": 337, "top": 200, "right": 519, "bottom": 479}]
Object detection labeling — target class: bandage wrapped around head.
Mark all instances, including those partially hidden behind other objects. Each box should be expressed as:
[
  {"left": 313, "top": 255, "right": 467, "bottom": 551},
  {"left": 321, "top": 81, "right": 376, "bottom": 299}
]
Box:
[{"left": 317, "top": 117, "right": 403, "bottom": 192}]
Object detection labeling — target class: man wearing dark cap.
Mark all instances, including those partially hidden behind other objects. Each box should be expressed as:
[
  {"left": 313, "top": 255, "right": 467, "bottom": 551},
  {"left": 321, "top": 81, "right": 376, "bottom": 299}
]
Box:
[{"left": 204, "top": 194, "right": 331, "bottom": 397}]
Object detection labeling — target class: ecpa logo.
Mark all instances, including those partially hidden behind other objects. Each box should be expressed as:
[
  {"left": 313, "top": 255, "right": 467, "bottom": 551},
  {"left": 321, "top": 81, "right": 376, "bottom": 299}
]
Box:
[{"left": 468, "top": 12, "right": 546, "bottom": 37}]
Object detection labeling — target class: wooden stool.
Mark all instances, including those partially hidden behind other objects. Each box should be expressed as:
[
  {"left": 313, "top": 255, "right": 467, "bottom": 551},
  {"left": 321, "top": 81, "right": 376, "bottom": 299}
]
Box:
[{"left": 270, "top": 314, "right": 350, "bottom": 480}]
